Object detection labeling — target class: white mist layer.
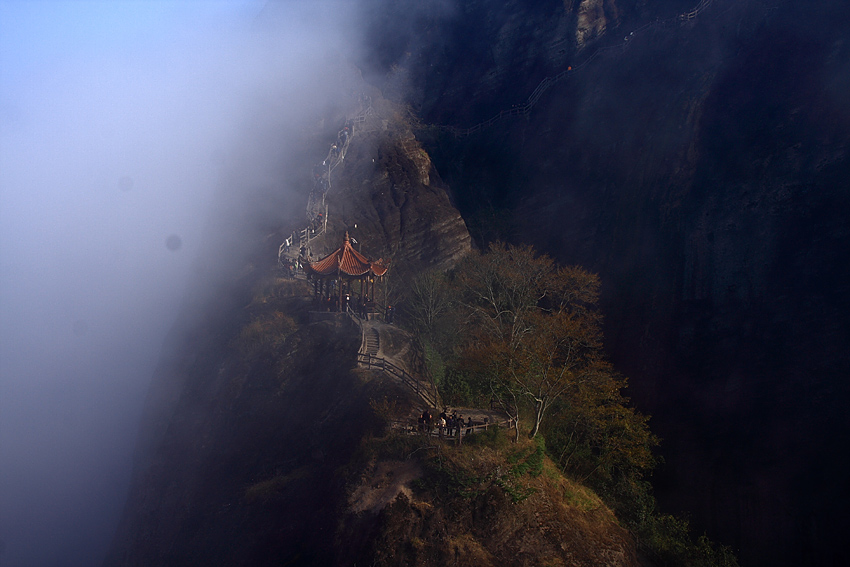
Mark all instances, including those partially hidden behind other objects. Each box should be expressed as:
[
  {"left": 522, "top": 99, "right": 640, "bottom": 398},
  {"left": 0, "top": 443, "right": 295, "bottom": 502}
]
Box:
[{"left": 0, "top": 2, "right": 362, "bottom": 565}]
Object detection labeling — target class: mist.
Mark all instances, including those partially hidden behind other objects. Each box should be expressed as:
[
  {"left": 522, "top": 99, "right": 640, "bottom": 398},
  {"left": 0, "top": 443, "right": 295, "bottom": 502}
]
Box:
[{"left": 0, "top": 2, "right": 363, "bottom": 565}]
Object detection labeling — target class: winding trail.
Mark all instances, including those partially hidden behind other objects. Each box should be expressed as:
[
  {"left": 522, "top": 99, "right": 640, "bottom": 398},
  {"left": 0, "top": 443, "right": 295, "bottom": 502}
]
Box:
[{"left": 278, "top": 102, "right": 375, "bottom": 268}]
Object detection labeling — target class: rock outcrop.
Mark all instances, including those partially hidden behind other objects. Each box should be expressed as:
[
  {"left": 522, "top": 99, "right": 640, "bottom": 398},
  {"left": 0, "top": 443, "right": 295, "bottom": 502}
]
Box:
[
  {"left": 576, "top": 0, "right": 618, "bottom": 49},
  {"left": 358, "top": 0, "right": 850, "bottom": 565},
  {"left": 106, "top": 274, "right": 636, "bottom": 566},
  {"left": 105, "top": 1, "right": 850, "bottom": 564},
  {"left": 303, "top": 92, "right": 472, "bottom": 280}
]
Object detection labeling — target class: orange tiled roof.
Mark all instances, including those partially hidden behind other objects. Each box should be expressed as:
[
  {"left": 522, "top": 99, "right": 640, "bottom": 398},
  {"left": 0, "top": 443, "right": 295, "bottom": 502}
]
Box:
[{"left": 305, "top": 232, "right": 389, "bottom": 278}]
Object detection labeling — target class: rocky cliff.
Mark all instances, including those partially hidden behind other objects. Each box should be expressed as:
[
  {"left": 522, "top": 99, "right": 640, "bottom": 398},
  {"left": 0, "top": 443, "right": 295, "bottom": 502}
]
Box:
[
  {"left": 105, "top": 78, "right": 640, "bottom": 566},
  {"left": 357, "top": 0, "right": 850, "bottom": 564},
  {"left": 307, "top": 92, "right": 473, "bottom": 279},
  {"left": 105, "top": 199, "right": 636, "bottom": 567},
  {"left": 106, "top": 284, "right": 641, "bottom": 566},
  {"left": 107, "top": 0, "right": 850, "bottom": 563}
]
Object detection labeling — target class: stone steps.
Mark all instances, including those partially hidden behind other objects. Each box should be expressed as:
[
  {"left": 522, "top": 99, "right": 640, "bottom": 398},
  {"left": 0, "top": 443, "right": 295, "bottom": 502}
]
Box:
[{"left": 364, "top": 327, "right": 380, "bottom": 357}]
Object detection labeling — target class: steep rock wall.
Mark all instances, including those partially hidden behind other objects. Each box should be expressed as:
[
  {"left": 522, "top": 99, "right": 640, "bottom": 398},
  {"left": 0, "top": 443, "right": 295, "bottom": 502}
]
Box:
[
  {"left": 361, "top": 0, "right": 850, "bottom": 564},
  {"left": 303, "top": 95, "right": 472, "bottom": 280}
]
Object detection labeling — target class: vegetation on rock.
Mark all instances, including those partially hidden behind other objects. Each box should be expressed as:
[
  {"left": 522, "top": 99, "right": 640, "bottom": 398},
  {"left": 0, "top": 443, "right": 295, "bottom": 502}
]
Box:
[
  {"left": 341, "top": 427, "right": 638, "bottom": 567},
  {"left": 401, "top": 242, "right": 738, "bottom": 566}
]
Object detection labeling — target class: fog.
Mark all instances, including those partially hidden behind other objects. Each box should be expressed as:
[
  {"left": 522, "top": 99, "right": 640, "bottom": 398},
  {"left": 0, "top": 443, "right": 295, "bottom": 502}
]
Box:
[{"left": 0, "top": 2, "right": 363, "bottom": 565}]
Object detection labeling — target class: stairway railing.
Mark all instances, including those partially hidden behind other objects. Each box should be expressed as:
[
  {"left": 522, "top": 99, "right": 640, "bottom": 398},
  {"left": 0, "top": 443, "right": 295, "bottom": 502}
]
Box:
[{"left": 357, "top": 352, "right": 439, "bottom": 408}]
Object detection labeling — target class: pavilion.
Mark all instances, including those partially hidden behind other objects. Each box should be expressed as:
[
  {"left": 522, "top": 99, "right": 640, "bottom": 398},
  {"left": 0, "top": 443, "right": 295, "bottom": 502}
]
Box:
[{"left": 303, "top": 232, "right": 390, "bottom": 313}]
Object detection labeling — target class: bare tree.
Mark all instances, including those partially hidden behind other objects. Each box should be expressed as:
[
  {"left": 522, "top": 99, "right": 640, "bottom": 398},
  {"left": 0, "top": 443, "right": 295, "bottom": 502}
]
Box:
[
  {"left": 457, "top": 242, "right": 603, "bottom": 439},
  {"left": 407, "top": 268, "right": 453, "bottom": 336}
]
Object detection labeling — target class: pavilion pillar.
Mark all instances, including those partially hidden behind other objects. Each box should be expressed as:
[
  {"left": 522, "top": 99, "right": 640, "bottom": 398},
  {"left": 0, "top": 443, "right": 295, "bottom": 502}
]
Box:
[{"left": 338, "top": 274, "right": 343, "bottom": 312}]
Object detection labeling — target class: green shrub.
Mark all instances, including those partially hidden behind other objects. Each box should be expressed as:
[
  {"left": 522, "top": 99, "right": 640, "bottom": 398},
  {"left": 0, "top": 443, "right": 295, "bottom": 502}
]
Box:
[
  {"left": 465, "top": 424, "right": 510, "bottom": 450},
  {"left": 637, "top": 514, "right": 739, "bottom": 567},
  {"left": 423, "top": 341, "right": 445, "bottom": 387}
]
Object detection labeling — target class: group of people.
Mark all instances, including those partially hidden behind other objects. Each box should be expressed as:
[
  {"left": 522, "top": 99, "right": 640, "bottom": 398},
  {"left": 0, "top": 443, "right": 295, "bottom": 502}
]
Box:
[
  {"left": 280, "top": 257, "right": 302, "bottom": 278},
  {"left": 357, "top": 295, "right": 373, "bottom": 319},
  {"left": 323, "top": 126, "right": 351, "bottom": 166},
  {"left": 314, "top": 292, "right": 375, "bottom": 318},
  {"left": 418, "top": 409, "right": 485, "bottom": 438}
]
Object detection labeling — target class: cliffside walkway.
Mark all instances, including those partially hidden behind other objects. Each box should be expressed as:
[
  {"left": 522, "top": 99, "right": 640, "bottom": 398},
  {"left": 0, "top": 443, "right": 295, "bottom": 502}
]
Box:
[
  {"left": 349, "top": 313, "right": 441, "bottom": 409},
  {"left": 346, "top": 310, "right": 513, "bottom": 440},
  {"left": 278, "top": 103, "right": 511, "bottom": 435},
  {"left": 279, "top": 102, "right": 375, "bottom": 268},
  {"left": 390, "top": 406, "right": 515, "bottom": 443},
  {"left": 303, "top": 303, "right": 511, "bottom": 440},
  {"left": 358, "top": 352, "right": 440, "bottom": 409}
]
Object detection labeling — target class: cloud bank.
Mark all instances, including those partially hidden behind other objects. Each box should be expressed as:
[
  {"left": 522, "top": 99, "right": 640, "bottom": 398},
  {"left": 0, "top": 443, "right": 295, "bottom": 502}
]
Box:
[{"left": 0, "top": 2, "right": 364, "bottom": 565}]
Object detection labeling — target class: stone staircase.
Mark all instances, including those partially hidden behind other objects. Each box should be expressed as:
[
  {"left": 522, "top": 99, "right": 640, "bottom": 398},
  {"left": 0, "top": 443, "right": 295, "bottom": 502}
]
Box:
[
  {"left": 364, "top": 327, "right": 380, "bottom": 357},
  {"left": 355, "top": 321, "right": 440, "bottom": 409}
]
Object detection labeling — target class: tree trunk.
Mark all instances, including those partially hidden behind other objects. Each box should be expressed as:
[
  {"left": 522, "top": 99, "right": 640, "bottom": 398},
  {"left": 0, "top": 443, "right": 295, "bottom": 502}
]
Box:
[{"left": 529, "top": 400, "right": 545, "bottom": 439}]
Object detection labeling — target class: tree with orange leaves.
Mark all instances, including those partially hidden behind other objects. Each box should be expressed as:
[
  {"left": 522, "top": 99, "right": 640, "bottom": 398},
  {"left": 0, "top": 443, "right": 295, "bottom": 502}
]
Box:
[{"left": 456, "top": 242, "right": 617, "bottom": 441}]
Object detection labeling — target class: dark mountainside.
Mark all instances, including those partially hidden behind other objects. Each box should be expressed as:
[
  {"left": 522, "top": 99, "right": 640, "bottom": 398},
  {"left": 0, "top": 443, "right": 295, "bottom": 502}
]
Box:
[
  {"left": 355, "top": 0, "right": 850, "bottom": 565},
  {"left": 104, "top": 81, "right": 646, "bottom": 566},
  {"left": 105, "top": 0, "right": 848, "bottom": 565}
]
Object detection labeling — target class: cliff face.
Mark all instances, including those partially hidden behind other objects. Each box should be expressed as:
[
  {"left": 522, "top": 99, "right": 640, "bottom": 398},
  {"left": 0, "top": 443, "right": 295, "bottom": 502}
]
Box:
[
  {"left": 105, "top": 202, "right": 634, "bottom": 567},
  {"left": 104, "top": 286, "right": 399, "bottom": 566},
  {"left": 107, "top": 294, "right": 640, "bottom": 567},
  {"left": 290, "top": 86, "right": 472, "bottom": 281},
  {"left": 358, "top": 0, "right": 850, "bottom": 564},
  {"left": 338, "top": 435, "right": 639, "bottom": 567},
  {"left": 106, "top": 82, "right": 637, "bottom": 566},
  {"left": 319, "top": 116, "right": 473, "bottom": 277},
  {"left": 107, "top": 1, "right": 850, "bottom": 563}
]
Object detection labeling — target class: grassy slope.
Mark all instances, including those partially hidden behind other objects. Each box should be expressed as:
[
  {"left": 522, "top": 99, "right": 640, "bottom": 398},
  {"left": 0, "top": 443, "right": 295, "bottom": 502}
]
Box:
[{"left": 338, "top": 428, "right": 639, "bottom": 567}]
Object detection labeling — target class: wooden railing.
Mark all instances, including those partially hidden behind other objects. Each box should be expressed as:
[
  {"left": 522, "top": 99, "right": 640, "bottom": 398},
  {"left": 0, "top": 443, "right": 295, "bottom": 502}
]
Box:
[
  {"left": 357, "top": 352, "right": 439, "bottom": 408},
  {"left": 388, "top": 417, "right": 515, "bottom": 444}
]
